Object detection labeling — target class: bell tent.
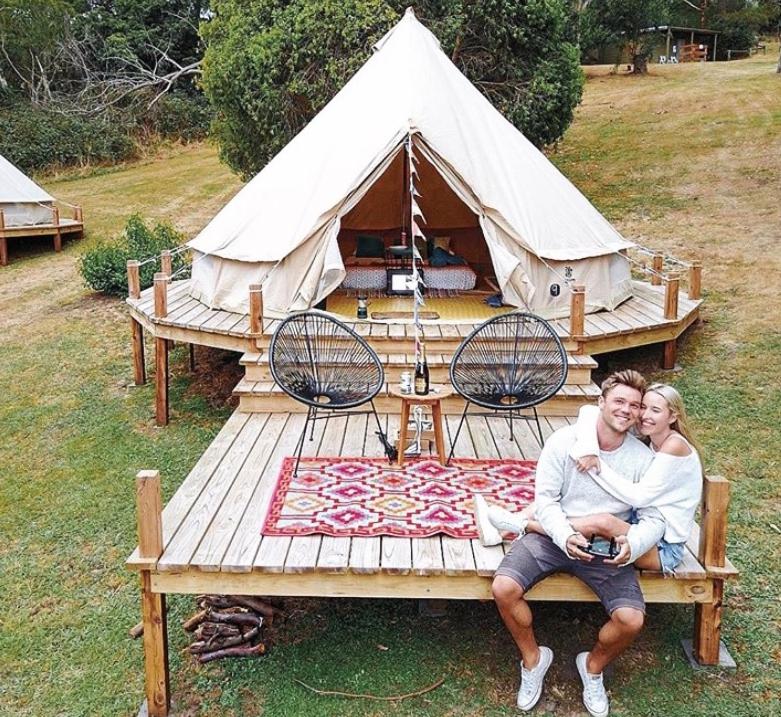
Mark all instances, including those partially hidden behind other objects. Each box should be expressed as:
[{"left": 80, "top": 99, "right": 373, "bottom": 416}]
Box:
[
  {"left": 0, "top": 153, "right": 56, "bottom": 227},
  {"left": 188, "top": 8, "right": 634, "bottom": 319}
]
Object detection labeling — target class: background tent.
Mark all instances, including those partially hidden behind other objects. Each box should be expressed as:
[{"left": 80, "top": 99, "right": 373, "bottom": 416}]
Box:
[
  {"left": 0, "top": 154, "right": 55, "bottom": 227},
  {"left": 188, "top": 9, "right": 634, "bottom": 319}
]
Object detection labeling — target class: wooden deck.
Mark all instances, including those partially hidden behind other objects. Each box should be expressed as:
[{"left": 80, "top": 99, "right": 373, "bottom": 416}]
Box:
[
  {"left": 0, "top": 215, "right": 84, "bottom": 266},
  {"left": 127, "top": 409, "right": 712, "bottom": 604},
  {"left": 126, "top": 278, "right": 702, "bottom": 358}
]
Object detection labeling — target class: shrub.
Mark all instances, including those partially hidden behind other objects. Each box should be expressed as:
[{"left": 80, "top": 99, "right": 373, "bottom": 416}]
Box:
[
  {"left": 79, "top": 214, "right": 189, "bottom": 296},
  {"left": 145, "top": 92, "right": 211, "bottom": 142},
  {"left": 0, "top": 104, "right": 136, "bottom": 172}
]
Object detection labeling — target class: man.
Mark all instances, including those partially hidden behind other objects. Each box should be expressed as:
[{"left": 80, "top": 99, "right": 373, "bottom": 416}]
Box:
[{"left": 491, "top": 370, "right": 664, "bottom": 717}]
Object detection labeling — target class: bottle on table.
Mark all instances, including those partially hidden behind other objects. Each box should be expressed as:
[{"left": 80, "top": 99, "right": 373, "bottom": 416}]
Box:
[{"left": 414, "top": 343, "right": 429, "bottom": 395}]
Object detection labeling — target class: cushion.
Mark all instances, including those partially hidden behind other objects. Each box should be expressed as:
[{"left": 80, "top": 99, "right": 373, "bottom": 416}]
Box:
[
  {"left": 355, "top": 234, "right": 385, "bottom": 258},
  {"left": 433, "top": 235, "right": 452, "bottom": 251}
]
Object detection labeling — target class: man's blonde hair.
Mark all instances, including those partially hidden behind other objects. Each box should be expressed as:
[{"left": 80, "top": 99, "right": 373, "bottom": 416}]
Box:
[{"left": 600, "top": 369, "right": 647, "bottom": 398}]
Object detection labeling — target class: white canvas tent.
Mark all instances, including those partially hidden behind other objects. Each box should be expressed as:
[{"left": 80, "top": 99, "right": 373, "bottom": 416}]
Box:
[
  {"left": 0, "top": 154, "right": 55, "bottom": 227},
  {"left": 188, "top": 8, "right": 634, "bottom": 319}
]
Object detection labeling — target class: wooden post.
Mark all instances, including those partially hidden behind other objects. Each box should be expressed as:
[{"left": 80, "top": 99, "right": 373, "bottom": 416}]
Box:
[
  {"left": 569, "top": 284, "right": 585, "bottom": 339},
  {"left": 52, "top": 206, "right": 62, "bottom": 252},
  {"left": 127, "top": 260, "right": 141, "bottom": 299},
  {"left": 664, "top": 273, "right": 680, "bottom": 320},
  {"left": 160, "top": 250, "right": 172, "bottom": 280},
  {"left": 651, "top": 253, "right": 664, "bottom": 286},
  {"left": 74, "top": 205, "right": 83, "bottom": 222},
  {"left": 135, "top": 470, "right": 170, "bottom": 716},
  {"left": 693, "top": 476, "right": 729, "bottom": 665},
  {"left": 188, "top": 343, "right": 196, "bottom": 373},
  {"left": 688, "top": 261, "right": 702, "bottom": 300},
  {"left": 155, "top": 337, "right": 169, "bottom": 426},
  {"left": 0, "top": 210, "right": 7, "bottom": 266},
  {"left": 154, "top": 273, "right": 168, "bottom": 318},
  {"left": 131, "top": 318, "right": 146, "bottom": 386},
  {"left": 249, "top": 284, "right": 264, "bottom": 350}
]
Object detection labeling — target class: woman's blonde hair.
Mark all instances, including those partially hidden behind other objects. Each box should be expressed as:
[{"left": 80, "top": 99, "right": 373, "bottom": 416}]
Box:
[{"left": 644, "top": 383, "right": 701, "bottom": 456}]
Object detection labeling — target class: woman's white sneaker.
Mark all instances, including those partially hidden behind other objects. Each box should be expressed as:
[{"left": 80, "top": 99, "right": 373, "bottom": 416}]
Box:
[
  {"left": 517, "top": 646, "right": 554, "bottom": 711},
  {"left": 576, "top": 651, "right": 609, "bottom": 717}
]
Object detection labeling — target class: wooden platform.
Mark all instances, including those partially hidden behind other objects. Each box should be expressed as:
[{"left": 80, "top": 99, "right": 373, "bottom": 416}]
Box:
[
  {"left": 126, "top": 409, "right": 714, "bottom": 602},
  {"left": 0, "top": 216, "right": 83, "bottom": 266},
  {"left": 126, "top": 278, "right": 702, "bottom": 358}
]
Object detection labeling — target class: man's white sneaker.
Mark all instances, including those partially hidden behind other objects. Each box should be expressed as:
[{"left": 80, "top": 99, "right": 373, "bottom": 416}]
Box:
[
  {"left": 487, "top": 505, "right": 528, "bottom": 536},
  {"left": 517, "top": 646, "right": 553, "bottom": 711},
  {"left": 576, "top": 651, "right": 609, "bottom": 717},
  {"left": 473, "top": 495, "right": 502, "bottom": 546}
]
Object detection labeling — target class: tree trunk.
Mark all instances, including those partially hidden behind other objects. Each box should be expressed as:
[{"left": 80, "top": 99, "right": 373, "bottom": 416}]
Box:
[{"left": 633, "top": 53, "right": 648, "bottom": 74}]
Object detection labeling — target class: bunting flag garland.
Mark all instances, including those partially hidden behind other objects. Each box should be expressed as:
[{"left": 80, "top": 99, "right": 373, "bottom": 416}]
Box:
[{"left": 406, "top": 133, "right": 426, "bottom": 365}]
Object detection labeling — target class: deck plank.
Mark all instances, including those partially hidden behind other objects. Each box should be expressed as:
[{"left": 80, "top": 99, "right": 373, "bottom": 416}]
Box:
[
  {"left": 127, "top": 411, "right": 252, "bottom": 568},
  {"left": 155, "top": 412, "right": 261, "bottom": 571},
  {"left": 191, "top": 413, "right": 288, "bottom": 571},
  {"left": 219, "top": 414, "right": 305, "bottom": 575}
]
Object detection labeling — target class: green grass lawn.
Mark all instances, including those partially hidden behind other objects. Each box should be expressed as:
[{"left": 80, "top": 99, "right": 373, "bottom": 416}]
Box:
[{"left": 1, "top": 50, "right": 780, "bottom": 716}]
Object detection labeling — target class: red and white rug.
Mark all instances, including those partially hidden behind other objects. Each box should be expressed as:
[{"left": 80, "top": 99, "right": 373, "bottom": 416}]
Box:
[{"left": 262, "top": 456, "right": 536, "bottom": 539}]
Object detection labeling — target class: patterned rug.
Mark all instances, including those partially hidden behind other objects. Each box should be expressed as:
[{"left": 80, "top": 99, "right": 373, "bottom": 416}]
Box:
[{"left": 262, "top": 457, "right": 536, "bottom": 538}]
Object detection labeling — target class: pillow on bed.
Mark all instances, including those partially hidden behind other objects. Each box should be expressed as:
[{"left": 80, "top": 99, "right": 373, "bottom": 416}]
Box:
[
  {"left": 355, "top": 234, "right": 385, "bottom": 258},
  {"left": 432, "top": 235, "right": 452, "bottom": 252}
]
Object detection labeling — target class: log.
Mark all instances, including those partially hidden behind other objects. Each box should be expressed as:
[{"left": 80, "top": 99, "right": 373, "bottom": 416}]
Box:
[
  {"left": 207, "top": 610, "right": 262, "bottom": 628},
  {"left": 129, "top": 621, "right": 144, "bottom": 639},
  {"left": 228, "top": 595, "right": 283, "bottom": 622},
  {"left": 190, "top": 626, "right": 260, "bottom": 654},
  {"left": 198, "top": 642, "right": 266, "bottom": 664},
  {"left": 182, "top": 609, "right": 208, "bottom": 632}
]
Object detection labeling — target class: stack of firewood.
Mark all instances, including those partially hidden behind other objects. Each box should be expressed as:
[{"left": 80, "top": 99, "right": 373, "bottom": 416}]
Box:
[{"left": 182, "top": 594, "right": 282, "bottom": 663}]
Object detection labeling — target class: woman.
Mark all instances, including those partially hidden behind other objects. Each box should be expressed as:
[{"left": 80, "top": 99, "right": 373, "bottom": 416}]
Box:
[{"left": 475, "top": 383, "right": 703, "bottom": 574}]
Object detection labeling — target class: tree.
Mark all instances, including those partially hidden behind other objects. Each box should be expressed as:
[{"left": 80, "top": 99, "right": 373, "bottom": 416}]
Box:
[
  {"left": 582, "top": 0, "right": 671, "bottom": 73},
  {"left": 201, "top": 0, "right": 584, "bottom": 178}
]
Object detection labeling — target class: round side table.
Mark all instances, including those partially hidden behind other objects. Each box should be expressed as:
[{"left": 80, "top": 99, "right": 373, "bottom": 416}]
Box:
[{"left": 388, "top": 384, "right": 454, "bottom": 467}]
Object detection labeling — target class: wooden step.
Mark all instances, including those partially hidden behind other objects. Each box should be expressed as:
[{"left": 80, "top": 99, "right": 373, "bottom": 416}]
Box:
[
  {"left": 233, "top": 377, "right": 600, "bottom": 417},
  {"left": 240, "top": 351, "right": 598, "bottom": 386}
]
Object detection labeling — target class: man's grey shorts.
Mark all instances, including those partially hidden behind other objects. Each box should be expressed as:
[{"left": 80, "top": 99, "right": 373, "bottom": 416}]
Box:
[{"left": 496, "top": 533, "right": 645, "bottom": 615}]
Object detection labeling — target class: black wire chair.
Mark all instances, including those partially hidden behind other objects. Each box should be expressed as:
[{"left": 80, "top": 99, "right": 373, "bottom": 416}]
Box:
[
  {"left": 448, "top": 312, "right": 568, "bottom": 462},
  {"left": 269, "top": 310, "right": 397, "bottom": 474}
]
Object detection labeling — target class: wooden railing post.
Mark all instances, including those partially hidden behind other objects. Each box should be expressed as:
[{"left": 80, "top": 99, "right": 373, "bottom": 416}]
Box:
[
  {"left": 688, "top": 260, "right": 702, "bottom": 300},
  {"left": 663, "top": 272, "right": 680, "bottom": 320},
  {"left": 651, "top": 253, "right": 664, "bottom": 286},
  {"left": 52, "top": 206, "right": 62, "bottom": 252},
  {"left": 0, "top": 210, "right": 7, "bottom": 266},
  {"left": 135, "top": 470, "right": 170, "bottom": 716},
  {"left": 160, "top": 250, "right": 172, "bottom": 280},
  {"left": 155, "top": 336, "right": 169, "bottom": 427},
  {"left": 154, "top": 273, "right": 168, "bottom": 318},
  {"left": 249, "top": 284, "right": 264, "bottom": 350},
  {"left": 693, "top": 476, "right": 729, "bottom": 665},
  {"left": 74, "top": 205, "right": 83, "bottom": 222},
  {"left": 569, "top": 284, "right": 585, "bottom": 339},
  {"left": 127, "top": 260, "right": 141, "bottom": 299}
]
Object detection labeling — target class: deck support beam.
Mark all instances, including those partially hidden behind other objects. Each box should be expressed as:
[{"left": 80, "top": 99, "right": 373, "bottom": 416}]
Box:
[
  {"left": 52, "top": 206, "right": 62, "bottom": 253},
  {"left": 131, "top": 318, "right": 146, "bottom": 386},
  {"left": 0, "top": 210, "right": 6, "bottom": 266},
  {"left": 155, "top": 337, "right": 169, "bottom": 426},
  {"left": 693, "top": 476, "right": 729, "bottom": 665},
  {"left": 136, "top": 470, "right": 170, "bottom": 716},
  {"left": 662, "top": 339, "right": 677, "bottom": 369},
  {"left": 188, "top": 343, "right": 196, "bottom": 373}
]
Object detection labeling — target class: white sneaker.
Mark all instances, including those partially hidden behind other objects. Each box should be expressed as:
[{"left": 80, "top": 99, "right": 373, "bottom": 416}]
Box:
[
  {"left": 517, "top": 645, "right": 553, "bottom": 711},
  {"left": 487, "top": 505, "right": 528, "bottom": 536},
  {"left": 576, "top": 651, "right": 609, "bottom": 717},
  {"left": 473, "top": 495, "right": 502, "bottom": 546}
]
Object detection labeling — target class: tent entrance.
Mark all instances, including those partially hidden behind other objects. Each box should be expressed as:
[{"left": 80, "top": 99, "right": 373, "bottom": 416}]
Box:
[{"left": 327, "top": 146, "right": 498, "bottom": 321}]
